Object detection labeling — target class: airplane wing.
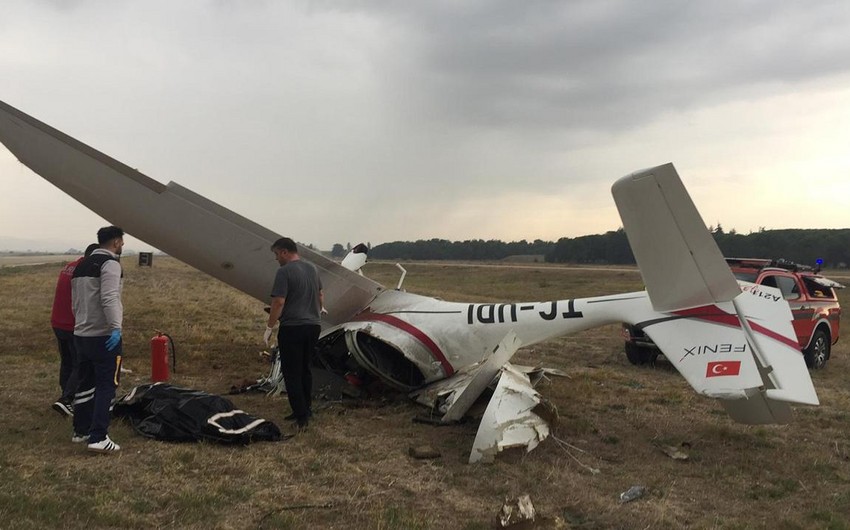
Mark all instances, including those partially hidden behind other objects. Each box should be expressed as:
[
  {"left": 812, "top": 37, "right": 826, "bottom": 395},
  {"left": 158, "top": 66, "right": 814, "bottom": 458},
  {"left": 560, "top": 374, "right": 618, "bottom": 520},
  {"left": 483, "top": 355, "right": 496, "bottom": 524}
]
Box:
[{"left": 0, "top": 100, "right": 384, "bottom": 326}]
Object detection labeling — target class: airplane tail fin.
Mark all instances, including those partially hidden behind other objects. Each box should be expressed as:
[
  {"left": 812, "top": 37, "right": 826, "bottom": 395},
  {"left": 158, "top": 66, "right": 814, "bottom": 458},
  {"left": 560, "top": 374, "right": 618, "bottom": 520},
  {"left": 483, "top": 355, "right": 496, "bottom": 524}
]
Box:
[
  {"left": 613, "top": 164, "right": 818, "bottom": 424},
  {"left": 612, "top": 163, "right": 741, "bottom": 312}
]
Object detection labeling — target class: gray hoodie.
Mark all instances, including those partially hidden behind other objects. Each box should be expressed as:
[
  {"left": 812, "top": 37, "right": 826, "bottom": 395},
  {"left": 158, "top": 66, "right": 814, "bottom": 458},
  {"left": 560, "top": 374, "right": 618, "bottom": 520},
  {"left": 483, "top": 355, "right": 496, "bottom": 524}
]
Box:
[{"left": 71, "top": 248, "right": 123, "bottom": 337}]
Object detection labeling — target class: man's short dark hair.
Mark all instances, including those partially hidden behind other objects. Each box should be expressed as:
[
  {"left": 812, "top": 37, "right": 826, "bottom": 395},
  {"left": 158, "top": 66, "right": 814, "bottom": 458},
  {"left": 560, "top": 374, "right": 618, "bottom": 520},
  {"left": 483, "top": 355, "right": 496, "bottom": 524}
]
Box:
[
  {"left": 84, "top": 243, "right": 99, "bottom": 257},
  {"left": 97, "top": 226, "right": 124, "bottom": 245},
  {"left": 271, "top": 237, "right": 297, "bottom": 253}
]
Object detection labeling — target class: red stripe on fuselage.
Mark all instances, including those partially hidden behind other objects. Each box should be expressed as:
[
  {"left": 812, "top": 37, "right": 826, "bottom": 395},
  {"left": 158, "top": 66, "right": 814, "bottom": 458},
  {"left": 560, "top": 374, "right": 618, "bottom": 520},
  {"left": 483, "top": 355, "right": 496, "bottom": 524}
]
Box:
[
  {"left": 673, "top": 305, "right": 800, "bottom": 350},
  {"left": 351, "top": 313, "right": 455, "bottom": 376}
]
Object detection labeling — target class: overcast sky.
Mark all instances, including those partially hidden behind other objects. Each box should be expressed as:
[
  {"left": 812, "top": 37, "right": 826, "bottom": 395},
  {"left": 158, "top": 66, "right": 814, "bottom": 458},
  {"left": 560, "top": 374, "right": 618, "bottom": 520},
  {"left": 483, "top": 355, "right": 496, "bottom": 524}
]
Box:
[{"left": 2, "top": 1, "right": 849, "bottom": 252}]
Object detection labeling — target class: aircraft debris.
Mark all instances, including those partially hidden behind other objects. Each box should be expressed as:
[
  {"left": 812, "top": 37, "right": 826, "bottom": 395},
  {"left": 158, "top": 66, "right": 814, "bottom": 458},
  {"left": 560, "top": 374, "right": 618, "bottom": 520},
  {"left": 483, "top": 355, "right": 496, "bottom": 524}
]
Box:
[
  {"left": 512, "top": 365, "right": 570, "bottom": 386},
  {"left": 498, "top": 494, "right": 536, "bottom": 527},
  {"left": 551, "top": 435, "right": 601, "bottom": 475},
  {"left": 656, "top": 442, "right": 689, "bottom": 461},
  {"left": 411, "top": 331, "right": 522, "bottom": 421},
  {"left": 618, "top": 485, "right": 647, "bottom": 504},
  {"left": 411, "top": 415, "right": 464, "bottom": 426},
  {"left": 408, "top": 445, "right": 442, "bottom": 459},
  {"left": 469, "top": 364, "right": 550, "bottom": 464}
]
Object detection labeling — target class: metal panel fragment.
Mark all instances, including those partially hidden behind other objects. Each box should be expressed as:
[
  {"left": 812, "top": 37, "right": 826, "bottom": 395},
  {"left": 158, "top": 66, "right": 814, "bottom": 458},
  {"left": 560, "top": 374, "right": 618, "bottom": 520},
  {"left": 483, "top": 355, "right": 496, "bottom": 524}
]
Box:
[
  {"left": 469, "top": 363, "right": 550, "bottom": 464},
  {"left": 441, "top": 332, "right": 521, "bottom": 422}
]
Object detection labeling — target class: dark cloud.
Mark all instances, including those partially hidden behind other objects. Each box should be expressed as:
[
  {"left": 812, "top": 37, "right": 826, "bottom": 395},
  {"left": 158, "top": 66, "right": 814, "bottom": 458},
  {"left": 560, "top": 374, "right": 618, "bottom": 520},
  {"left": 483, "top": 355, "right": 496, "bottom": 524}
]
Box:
[{"left": 345, "top": 1, "right": 850, "bottom": 134}]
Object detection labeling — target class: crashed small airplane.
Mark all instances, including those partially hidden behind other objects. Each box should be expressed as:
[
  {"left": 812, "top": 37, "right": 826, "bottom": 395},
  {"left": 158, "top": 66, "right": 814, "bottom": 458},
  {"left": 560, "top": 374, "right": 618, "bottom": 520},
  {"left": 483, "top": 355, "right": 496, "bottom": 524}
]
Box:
[{"left": 0, "top": 100, "right": 819, "bottom": 463}]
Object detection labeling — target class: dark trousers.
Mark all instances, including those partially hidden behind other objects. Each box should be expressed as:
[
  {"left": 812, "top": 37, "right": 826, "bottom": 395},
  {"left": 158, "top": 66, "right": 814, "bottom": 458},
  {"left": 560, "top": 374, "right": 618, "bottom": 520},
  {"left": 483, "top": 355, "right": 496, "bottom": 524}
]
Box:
[
  {"left": 54, "top": 327, "right": 80, "bottom": 401},
  {"left": 278, "top": 324, "right": 320, "bottom": 422},
  {"left": 72, "top": 335, "right": 122, "bottom": 443}
]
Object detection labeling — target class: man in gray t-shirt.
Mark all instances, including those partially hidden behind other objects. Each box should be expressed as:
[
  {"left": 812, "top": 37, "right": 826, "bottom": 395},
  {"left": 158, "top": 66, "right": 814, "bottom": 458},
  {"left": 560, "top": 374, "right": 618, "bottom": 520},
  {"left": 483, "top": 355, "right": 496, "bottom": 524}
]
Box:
[{"left": 264, "top": 237, "right": 325, "bottom": 429}]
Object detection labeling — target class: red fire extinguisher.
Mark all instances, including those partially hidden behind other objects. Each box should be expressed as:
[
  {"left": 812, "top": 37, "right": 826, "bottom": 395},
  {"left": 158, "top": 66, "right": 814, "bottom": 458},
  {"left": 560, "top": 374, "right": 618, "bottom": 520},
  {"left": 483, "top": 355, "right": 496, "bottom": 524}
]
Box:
[{"left": 150, "top": 332, "right": 176, "bottom": 382}]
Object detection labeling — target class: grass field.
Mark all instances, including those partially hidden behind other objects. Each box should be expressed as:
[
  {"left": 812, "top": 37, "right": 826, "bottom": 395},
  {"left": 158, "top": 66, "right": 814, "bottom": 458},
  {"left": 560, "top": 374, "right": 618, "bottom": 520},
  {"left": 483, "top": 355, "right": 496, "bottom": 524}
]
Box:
[{"left": 1, "top": 258, "right": 849, "bottom": 529}]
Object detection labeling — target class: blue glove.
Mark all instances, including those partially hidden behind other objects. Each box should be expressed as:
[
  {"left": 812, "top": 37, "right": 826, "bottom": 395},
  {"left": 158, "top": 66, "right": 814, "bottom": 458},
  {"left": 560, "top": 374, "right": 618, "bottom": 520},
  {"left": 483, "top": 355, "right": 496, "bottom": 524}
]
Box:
[{"left": 105, "top": 329, "right": 122, "bottom": 352}]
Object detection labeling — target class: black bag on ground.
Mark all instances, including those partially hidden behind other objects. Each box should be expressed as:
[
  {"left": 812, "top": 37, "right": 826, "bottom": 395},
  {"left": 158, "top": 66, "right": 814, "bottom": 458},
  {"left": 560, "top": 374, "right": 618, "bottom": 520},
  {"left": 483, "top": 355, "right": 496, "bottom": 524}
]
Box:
[{"left": 113, "top": 383, "right": 282, "bottom": 444}]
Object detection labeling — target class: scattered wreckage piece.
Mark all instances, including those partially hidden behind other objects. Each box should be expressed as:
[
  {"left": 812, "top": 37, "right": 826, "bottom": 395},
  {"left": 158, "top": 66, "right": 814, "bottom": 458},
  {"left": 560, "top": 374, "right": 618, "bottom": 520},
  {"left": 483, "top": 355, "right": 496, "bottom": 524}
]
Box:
[
  {"left": 469, "top": 364, "right": 551, "bottom": 464},
  {"left": 442, "top": 332, "right": 523, "bottom": 422},
  {"left": 236, "top": 348, "right": 364, "bottom": 401},
  {"left": 551, "top": 434, "right": 601, "bottom": 475},
  {"left": 618, "top": 485, "right": 648, "bottom": 503},
  {"left": 498, "top": 494, "right": 536, "bottom": 527},
  {"left": 656, "top": 442, "right": 690, "bottom": 461},
  {"left": 410, "top": 332, "right": 522, "bottom": 420},
  {"left": 408, "top": 333, "right": 564, "bottom": 464},
  {"left": 408, "top": 445, "right": 442, "bottom": 459}
]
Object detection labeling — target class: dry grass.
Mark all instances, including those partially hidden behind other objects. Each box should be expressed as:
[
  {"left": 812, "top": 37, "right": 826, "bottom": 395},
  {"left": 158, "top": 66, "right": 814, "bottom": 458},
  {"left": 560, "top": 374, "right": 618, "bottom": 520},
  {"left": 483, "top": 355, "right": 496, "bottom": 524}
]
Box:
[{"left": 1, "top": 258, "right": 849, "bottom": 529}]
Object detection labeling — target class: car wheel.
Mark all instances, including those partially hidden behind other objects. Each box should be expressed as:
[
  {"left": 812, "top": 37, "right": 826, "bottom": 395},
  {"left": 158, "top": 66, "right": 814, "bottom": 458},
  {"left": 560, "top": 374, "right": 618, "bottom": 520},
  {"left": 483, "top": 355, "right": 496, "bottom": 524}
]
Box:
[
  {"left": 625, "top": 342, "right": 651, "bottom": 365},
  {"left": 803, "top": 329, "right": 830, "bottom": 369}
]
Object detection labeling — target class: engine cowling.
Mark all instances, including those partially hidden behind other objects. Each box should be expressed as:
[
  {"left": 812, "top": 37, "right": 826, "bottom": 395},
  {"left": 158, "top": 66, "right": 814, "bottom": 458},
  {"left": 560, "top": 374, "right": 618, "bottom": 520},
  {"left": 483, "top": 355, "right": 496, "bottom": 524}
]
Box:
[{"left": 316, "top": 318, "right": 449, "bottom": 391}]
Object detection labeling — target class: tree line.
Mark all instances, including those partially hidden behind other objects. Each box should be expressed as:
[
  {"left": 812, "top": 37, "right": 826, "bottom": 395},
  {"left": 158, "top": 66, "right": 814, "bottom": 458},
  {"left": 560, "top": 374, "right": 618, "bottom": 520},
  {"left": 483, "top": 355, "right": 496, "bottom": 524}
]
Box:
[
  {"left": 369, "top": 239, "right": 553, "bottom": 261},
  {"left": 366, "top": 228, "right": 850, "bottom": 268}
]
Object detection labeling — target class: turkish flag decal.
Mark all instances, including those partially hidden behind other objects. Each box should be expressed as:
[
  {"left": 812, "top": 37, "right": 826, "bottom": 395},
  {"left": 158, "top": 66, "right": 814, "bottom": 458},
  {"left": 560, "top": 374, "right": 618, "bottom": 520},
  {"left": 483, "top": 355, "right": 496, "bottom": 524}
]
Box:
[{"left": 706, "top": 361, "right": 742, "bottom": 377}]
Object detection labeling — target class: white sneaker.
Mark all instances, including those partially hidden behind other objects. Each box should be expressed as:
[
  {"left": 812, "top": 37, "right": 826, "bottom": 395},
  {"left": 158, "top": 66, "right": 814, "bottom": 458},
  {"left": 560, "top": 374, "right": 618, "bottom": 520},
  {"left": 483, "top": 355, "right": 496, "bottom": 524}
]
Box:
[
  {"left": 71, "top": 433, "right": 89, "bottom": 443},
  {"left": 87, "top": 435, "right": 120, "bottom": 453}
]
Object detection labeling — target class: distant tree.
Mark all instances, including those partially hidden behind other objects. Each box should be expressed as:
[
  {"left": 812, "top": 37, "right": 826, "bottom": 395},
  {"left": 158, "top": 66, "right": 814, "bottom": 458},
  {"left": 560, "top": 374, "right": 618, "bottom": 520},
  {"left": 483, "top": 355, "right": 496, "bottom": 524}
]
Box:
[
  {"left": 545, "top": 229, "right": 633, "bottom": 264},
  {"left": 371, "top": 238, "right": 557, "bottom": 261},
  {"left": 331, "top": 243, "right": 346, "bottom": 258}
]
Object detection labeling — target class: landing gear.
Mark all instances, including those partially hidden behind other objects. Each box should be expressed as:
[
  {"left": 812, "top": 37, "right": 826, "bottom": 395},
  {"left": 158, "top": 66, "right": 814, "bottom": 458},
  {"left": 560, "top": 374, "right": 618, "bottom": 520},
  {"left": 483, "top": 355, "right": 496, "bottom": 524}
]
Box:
[{"left": 625, "top": 342, "right": 657, "bottom": 366}]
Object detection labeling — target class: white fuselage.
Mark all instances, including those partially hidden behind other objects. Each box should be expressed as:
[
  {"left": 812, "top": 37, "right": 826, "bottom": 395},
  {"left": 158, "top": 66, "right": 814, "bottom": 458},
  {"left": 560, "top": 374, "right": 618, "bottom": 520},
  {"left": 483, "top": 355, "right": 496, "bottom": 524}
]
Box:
[{"left": 337, "top": 288, "right": 655, "bottom": 385}]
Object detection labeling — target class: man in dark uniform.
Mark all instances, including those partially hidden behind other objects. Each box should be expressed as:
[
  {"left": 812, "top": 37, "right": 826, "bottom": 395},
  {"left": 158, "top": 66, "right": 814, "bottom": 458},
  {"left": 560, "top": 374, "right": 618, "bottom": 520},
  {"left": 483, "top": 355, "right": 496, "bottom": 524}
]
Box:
[
  {"left": 264, "top": 237, "right": 324, "bottom": 429},
  {"left": 71, "top": 226, "right": 125, "bottom": 453}
]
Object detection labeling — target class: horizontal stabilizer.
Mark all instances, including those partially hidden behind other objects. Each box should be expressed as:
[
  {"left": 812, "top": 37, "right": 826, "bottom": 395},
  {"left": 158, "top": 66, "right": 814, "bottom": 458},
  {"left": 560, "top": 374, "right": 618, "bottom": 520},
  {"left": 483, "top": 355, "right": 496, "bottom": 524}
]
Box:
[
  {"left": 642, "top": 302, "right": 766, "bottom": 398},
  {"left": 731, "top": 283, "right": 818, "bottom": 405},
  {"left": 612, "top": 163, "right": 740, "bottom": 312},
  {"left": 639, "top": 282, "right": 818, "bottom": 423}
]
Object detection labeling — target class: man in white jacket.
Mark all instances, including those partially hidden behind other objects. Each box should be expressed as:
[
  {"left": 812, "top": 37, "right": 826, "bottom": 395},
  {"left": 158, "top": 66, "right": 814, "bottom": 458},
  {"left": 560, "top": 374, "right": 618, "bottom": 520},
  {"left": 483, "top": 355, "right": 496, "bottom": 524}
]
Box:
[{"left": 70, "top": 226, "right": 125, "bottom": 453}]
